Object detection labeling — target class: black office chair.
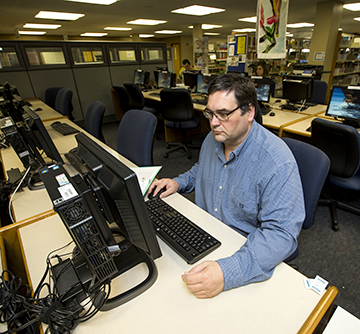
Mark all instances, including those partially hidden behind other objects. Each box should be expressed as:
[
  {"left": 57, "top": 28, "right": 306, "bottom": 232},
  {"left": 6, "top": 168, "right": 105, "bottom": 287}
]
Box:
[
  {"left": 311, "top": 117, "right": 360, "bottom": 231},
  {"left": 84, "top": 101, "right": 105, "bottom": 142},
  {"left": 54, "top": 87, "right": 74, "bottom": 121},
  {"left": 111, "top": 85, "right": 131, "bottom": 121},
  {"left": 45, "top": 87, "right": 63, "bottom": 109},
  {"left": 270, "top": 79, "right": 276, "bottom": 98},
  {"left": 282, "top": 138, "right": 330, "bottom": 263},
  {"left": 307, "top": 80, "right": 328, "bottom": 105},
  {"left": 255, "top": 101, "right": 263, "bottom": 125},
  {"left": 116, "top": 109, "right": 157, "bottom": 167},
  {"left": 160, "top": 88, "right": 201, "bottom": 159},
  {"left": 123, "top": 82, "right": 159, "bottom": 115}
]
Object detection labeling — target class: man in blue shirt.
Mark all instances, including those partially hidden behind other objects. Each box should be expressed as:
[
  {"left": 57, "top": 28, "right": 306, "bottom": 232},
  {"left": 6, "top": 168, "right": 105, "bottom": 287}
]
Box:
[{"left": 148, "top": 73, "right": 305, "bottom": 298}]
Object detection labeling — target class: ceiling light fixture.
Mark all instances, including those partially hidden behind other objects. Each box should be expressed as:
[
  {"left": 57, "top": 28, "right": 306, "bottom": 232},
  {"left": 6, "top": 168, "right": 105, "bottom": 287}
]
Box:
[
  {"left": 104, "top": 27, "right": 132, "bottom": 31},
  {"left": 155, "top": 30, "right": 182, "bottom": 34},
  {"left": 65, "top": 0, "right": 118, "bottom": 4},
  {"left": 171, "top": 5, "right": 225, "bottom": 16},
  {"left": 127, "top": 19, "right": 167, "bottom": 25},
  {"left": 139, "top": 34, "right": 154, "bottom": 38},
  {"left": 286, "top": 22, "right": 314, "bottom": 28},
  {"left": 18, "top": 31, "right": 46, "bottom": 35},
  {"left": 238, "top": 16, "right": 257, "bottom": 23},
  {"left": 354, "top": 17, "right": 360, "bottom": 21},
  {"left": 80, "top": 32, "right": 108, "bottom": 37},
  {"left": 188, "top": 24, "right": 222, "bottom": 29},
  {"left": 35, "top": 11, "right": 84, "bottom": 21},
  {"left": 23, "top": 23, "right": 61, "bottom": 29},
  {"left": 232, "top": 28, "right": 256, "bottom": 32},
  {"left": 204, "top": 32, "right": 220, "bottom": 35},
  {"left": 344, "top": 3, "right": 360, "bottom": 11}
]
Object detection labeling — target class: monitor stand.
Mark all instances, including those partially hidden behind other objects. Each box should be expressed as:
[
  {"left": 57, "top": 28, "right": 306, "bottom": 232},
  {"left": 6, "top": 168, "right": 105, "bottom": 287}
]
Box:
[
  {"left": 258, "top": 101, "right": 271, "bottom": 115},
  {"left": 341, "top": 119, "right": 360, "bottom": 128}
]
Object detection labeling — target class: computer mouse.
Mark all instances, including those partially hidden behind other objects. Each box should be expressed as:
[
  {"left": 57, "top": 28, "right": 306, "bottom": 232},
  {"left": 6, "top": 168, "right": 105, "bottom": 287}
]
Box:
[
  {"left": 269, "top": 112, "right": 276, "bottom": 116},
  {"left": 35, "top": 108, "right": 42, "bottom": 111},
  {"left": 275, "top": 99, "right": 281, "bottom": 103},
  {"left": 148, "top": 187, "right": 166, "bottom": 200}
]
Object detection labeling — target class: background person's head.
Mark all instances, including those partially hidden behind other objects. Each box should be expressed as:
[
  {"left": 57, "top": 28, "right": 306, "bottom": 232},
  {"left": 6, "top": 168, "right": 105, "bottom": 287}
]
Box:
[
  {"left": 182, "top": 59, "right": 191, "bottom": 70},
  {"left": 256, "top": 61, "right": 269, "bottom": 77},
  {"left": 208, "top": 73, "right": 257, "bottom": 116}
]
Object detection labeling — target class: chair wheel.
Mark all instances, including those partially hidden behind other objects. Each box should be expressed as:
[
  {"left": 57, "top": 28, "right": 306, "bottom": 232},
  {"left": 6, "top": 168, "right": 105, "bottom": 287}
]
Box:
[
  {"left": 164, "top": 153, "right": 168, "bottom": 158},
  {"left": 166, "top": 144, "right": 170, "bottom": 149}
]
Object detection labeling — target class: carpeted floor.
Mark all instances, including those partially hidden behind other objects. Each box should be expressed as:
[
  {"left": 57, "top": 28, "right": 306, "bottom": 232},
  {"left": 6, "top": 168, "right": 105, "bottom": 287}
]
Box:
[{"left": 103, "top": 119, "right": 360, "bottom": 319}]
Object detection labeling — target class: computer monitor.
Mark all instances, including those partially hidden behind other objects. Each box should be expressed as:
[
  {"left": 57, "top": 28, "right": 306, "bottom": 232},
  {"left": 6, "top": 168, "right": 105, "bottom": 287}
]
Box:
[
  {"left": 325, "top": 86, "right": 360, "bottom": 127},
  {"left": 281, "top": 75, "right": 314, "bottom": 111},
  {"left": 252, "top": 78, "right": 272, "bottom": 114},
  {"left": 183, "top": 70, "right": 200, "bottom": 90},
  {"left": 197, "top": 74, "right": 217, "bottom": 95},
  {"left": 41, "top": 132, "right": 162, "bottom": 310},
  {"left": 157, "top": 71, "right": 175, "bottom": 89},
  {"left": 133, "top": 69, "right": 149, "bottom": 86}
]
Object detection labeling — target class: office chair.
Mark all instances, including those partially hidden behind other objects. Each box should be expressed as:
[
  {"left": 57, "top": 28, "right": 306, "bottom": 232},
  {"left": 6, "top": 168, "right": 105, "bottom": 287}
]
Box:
[
  {"left": 123, "top": 81, "right": 159, "bottom": 115},
  {"left": 111, "top": 85, "right": 131, "bottom": 121},
  {"left": 84, "top": 101, "right": 106, "bottom": 142},
  {"left": 270, "top": 79, "right": 276, "bottom": 98},
  {"left": 307, "top": 80, "right": 328, "bottom": 105},
  {"left": 282, "top": 138, "right": 330, "bottom": 263},
  {"left": 116, "top": 109, "right": 157, "bottom": 167},
  {"left": 45, "top": 87, "right": 63, "bottom": 109},
  {"left": 160, "top": 88, "right": 201, "bottom": 160},
  {"left": 255, "top": 101, "right": 263, "bottom": 125},
  {"left": 54, "top": 87, "right": 74, "bottom": 121},
  {"left": 311, "top": 117, "right": 360, "bottom": 231}
]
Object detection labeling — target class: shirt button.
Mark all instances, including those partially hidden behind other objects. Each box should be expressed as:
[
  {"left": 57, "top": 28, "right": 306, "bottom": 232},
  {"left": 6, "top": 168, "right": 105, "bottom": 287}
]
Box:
[
  {"left": 219, "top": 186, "right": 222, "bottom": 190},
  {"left": 224, "top": 165, "right": 227, "bottom": 168},
  {"left": 215, "top": 208, "right": 218, "bottom": 212}
]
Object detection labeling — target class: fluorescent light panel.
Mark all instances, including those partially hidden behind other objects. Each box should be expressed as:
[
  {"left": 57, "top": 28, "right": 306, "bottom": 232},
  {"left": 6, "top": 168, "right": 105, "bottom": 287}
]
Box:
[
  {"left": 233, "top": 28, "right": 256, "bottom": 32},
  {"left": 238, "top": 16, "right": 257, "bottom": 23},
  {"left": 65, "top": 0, "right": 117, "bottom": 4},
  {"left": 354, "top": 17, "right": 360, "bottom": 21},
  {"left": 23, "top": 23, "right": 61, "bottom": 29},
  {"left": 35, "top": 11, "right": 84, "bottom": 20},
  {"left": 104, "top": 27, "right": 132, "bottom": 31},
  {"left": 287, "top": 22, "right": 314, "bottom": 28},
  {"left": 127, "top": 19, "right": 166, "bottom": 25},
  {"left": 139, "top": 34, "right": 154, "bottom": 38},
  {"left": 204, "top": 32, "right": 220, "bottom": 35},
  {"left": 188, "top": 24, "right": 222, "bottom": 29},
  {"left": 344, "top": 3, "right": 360, "bottom": 11},
  {"left": 18, "top": 31, "right": 46, "bottom": 35},
  {"left": 80, "top": 32, "right": 108, "bottom": 37},
  {"left": 171, "top": 5, "right": 225, "bottom": 16},
  {"left": 155, "top": 30, "right": 182, "bottom": 34}
]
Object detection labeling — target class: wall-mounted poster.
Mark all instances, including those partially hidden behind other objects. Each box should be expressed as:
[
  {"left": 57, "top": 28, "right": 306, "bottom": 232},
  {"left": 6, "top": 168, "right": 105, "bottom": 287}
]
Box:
[{"left": 256, "top": 0, "right": 289, "bottom": 59}]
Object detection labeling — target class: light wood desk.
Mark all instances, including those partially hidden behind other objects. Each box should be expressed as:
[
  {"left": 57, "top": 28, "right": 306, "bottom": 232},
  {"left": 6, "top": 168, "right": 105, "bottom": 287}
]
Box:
[
  {"left": 0, "top": 236, "right": 8, "bottom": 332},
  {"left": 25, "top": 98, "right": 67, "bottom": 122},
  {"left": 18, "top": 195, "right": 338, "bottom": 334}
]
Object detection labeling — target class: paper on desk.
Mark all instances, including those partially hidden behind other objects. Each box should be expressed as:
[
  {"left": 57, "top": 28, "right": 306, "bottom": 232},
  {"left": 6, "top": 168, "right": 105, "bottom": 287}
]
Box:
[{"left": 131, "top": 166, "right": 162, "bottom": 196}]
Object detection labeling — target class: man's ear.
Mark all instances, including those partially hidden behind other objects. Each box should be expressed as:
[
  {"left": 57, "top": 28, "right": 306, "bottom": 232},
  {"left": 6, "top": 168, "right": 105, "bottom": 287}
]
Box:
[{"left": 247, "top": 103, "right": 256, "bottom": 121}]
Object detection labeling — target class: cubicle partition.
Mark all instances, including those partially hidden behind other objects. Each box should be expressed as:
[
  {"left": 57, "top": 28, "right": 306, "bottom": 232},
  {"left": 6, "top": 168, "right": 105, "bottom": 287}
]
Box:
[{"left": 0, "top": 40, "right": 167, "bottom": 122}]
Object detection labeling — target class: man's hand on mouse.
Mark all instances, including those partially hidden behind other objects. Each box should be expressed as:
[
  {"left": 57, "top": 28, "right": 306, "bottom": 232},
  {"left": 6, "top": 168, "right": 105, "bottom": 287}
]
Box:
[{"left": 148, "top": 178, "right": 180, "bottom": 199}]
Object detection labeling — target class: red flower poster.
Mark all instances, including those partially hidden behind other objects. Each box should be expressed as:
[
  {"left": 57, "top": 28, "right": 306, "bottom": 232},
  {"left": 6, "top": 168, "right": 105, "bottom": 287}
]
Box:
[{"left": 256, "top": 0, "right": 289, "bottom": 59}]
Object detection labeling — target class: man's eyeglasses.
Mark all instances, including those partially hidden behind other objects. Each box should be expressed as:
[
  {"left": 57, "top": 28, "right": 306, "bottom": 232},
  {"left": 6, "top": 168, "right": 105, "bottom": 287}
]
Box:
[{"left": 202, "top": 106, "right": 240, "bottom": 121}]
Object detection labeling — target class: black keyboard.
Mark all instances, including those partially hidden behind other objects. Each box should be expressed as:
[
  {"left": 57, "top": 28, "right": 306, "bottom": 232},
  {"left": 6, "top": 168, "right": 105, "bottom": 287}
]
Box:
[
  {"left": 192, "top": 99, "right": 207, "bottom": 105},
  {"left": 146, "top": 198, "right": 221, "bottom": 264},
  {"left": 51, "top": 121, "right": 80, "bottom": 136}
]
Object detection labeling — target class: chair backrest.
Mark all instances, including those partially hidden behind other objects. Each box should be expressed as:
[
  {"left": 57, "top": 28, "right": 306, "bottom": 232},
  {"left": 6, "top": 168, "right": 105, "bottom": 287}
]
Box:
[
  {"left": 112, "top": 85, "right": 130, "bottom": 110},
  {"left": 84, "top": 101, "right": 105, "bottom": 141},
  {"left": 45, "top": 87, "right": 63, "bottom": 109},
  {"left": 307, "top": 80, "right": 328, "bottom": 105},
  {"left": 255, "top": 101, "right": 263, "bottom": 125},
  {"left": 270, "top": 79, "right": 276, "bottom": 98},
  {"left": 54, "top": 88, "right": 74, "bottom": 120},
  {"left": 311, "top": 118, "right": 360, "bottom": 179},
  {"left": 283, "top": 138, "right": 330, "bottom": 229},
  {"left": 116, "top": 109, "right": 157, "bottom": 167},
  {"left": 123, "top": 81, "right": 145, "bottom": 110},
  {"left": 160, "top": 88, "right": 195, "bottom": 122}
]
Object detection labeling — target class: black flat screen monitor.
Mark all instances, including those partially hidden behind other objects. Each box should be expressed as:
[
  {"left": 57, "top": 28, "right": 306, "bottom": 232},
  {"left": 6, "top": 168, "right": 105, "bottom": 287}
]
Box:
[
  {"left": 133, "top": 69, "right": 149, "bottom": 86},
  {"left": 197, "top": 74, "right": 217, "bottom": 95},
  {"left": 325, "top": 86, "right": 360, "bottom": 125},
  {"left": 157, "top": 72, "right": 175, "bottom": 89},
  {"left": 252, "top": 78, "right": 271, "bottom": 103},
  {"left": 183, "top": 70, "right": 200, "bottom": 89},
  {"left": 282, "top": 75, "right": 314, "bottom": 103}
]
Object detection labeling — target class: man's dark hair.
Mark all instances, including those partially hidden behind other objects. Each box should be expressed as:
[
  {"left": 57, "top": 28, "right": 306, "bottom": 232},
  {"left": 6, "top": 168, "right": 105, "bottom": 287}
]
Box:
[
  {"left": 182, "top": 59, "right": 190, "bottom": 65},
  {"left": 208, "top": 73, "right": 257, "bottom": 115}
]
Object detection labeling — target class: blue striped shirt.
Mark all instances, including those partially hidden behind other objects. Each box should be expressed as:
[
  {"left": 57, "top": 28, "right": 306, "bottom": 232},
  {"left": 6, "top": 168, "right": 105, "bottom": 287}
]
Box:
[{"left": 173, "top": 121, "right": 305, "bottom": 290}]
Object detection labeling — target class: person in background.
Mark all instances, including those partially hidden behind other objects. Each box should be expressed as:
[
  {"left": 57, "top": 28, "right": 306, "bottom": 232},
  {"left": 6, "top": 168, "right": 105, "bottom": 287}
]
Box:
[
  {"left": 148, "top": 73, "right": 305, "bottom": 299},
  {"left": 177, "top": 59, "right": 192, "bottom": 83},
  {"left": 256, "top": 61, "right": 269, "bottom": 77}
]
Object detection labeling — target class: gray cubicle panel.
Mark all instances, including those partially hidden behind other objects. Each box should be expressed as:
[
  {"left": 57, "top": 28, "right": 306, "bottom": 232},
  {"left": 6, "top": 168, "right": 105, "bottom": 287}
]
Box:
[
  {"left": 0, "top": 71, "right": 35, "bottom": 99},
  {"left": 72, "top": 66, "right": 114, "bottom": 119},
  {"left": 27, "top": 69, "right": 82, "bottom": 121},
  {"left": 109, "top": 64, "right": 139, "bottom": 86}
]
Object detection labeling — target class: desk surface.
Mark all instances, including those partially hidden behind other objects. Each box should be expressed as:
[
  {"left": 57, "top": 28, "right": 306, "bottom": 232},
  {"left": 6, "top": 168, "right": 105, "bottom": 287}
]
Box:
[
  {"left": 19, "top": 193, "right": 335, "bottom": 334},
  {"left": 25, "top": 98, "right": 66, "bottom": 122}
]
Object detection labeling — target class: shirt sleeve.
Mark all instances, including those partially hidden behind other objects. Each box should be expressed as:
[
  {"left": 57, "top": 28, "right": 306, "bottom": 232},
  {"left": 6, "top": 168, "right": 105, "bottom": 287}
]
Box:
[
  {"left": 216, "top": 160, "right": 305, "bottom": 290},
  {"left": 173, "top": 162, "right": 199, "bottom": 194}
]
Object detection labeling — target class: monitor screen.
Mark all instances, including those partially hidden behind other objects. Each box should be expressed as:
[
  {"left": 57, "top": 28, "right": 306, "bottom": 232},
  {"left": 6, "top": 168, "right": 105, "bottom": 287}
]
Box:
[
  {"left": 183, "top": 70, "right": 200, "bottom": 89},
  {"left": 282, "top": 75, "right": 314, "bottom": 102},
  {"left": 325, "top": 86, "right": 360, "bottom": 123},
  {"left": 252, "top": 78, "right": 272, "bottom": 103},
  {"left": 197, "top": 74, "right": 217, "bottom": 95},
  {"left": 133, "top": 70, "right": 149, "bottom": 86},
  {"left": 158, "top": 72, "right": 175, "bottom": 89}
]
